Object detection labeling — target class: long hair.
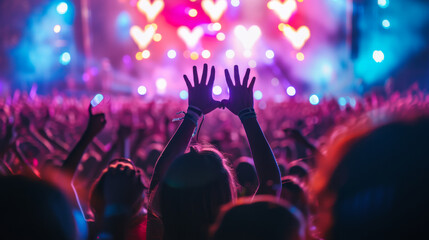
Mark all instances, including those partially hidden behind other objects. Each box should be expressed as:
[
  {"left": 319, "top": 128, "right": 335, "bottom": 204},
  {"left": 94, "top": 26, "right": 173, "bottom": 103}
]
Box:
[{"left": 160, "top": 147, "right": 236, "bottom": 240}]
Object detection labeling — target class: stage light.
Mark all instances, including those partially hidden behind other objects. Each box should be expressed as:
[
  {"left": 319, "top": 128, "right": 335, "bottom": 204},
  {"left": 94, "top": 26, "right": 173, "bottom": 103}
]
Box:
[
  {"left": 202, "top": 50, "right": 211, "bottom": 59},
  {"left": 248, "top": 60, "right": 257, "bottom": 68},
  {"left": 216, "top": 32, "right": 226, "bottom": 41},
  {"left": 213, "top": 85, "right": 222, "bottom": 95},
  {"left": 180, "top": 90, "right": 188, "bottom": 100},
  {"left": 373, "top": 50, "right": 384, "bottom": 63},
  {"left": 53, "top": 25, "right": 61, "bottom": 33},
  {"left": 382, "top": 19, "right": 390, "bottom": 29},
  {"left": 189, "top": 8, "right": 198, "bottom": 17},
  {"left": 265, "top": 50, "right": 275, "bottom": 59},
  {"left": 142, "top": 50, "right": 151, "bottom": 59},
  {"left": 231, "top": 0, "right": 240, "bottom": 7},
  {"left": 378, "top": 0, "right": 389, "bottom": 8},
  {"left": 137, "top": 86, "right": 147, "bottom": 95},
  {"left": 243, "top": 50, "right": 252, "bottom": 58},
  {"left": 156, "top": 78, "right": 167, "bottom": 92},
  {"left": 226, "top": 49, "right": 235, "bottom": 59},
  {"left": 153, "top": 33, "right": 162, "bottom": 42},
  {"left": 136, "top": 52, "right": 143, "bottom": 60},
  {"left": 190, "top": 52, "right": 199, "bottom": 60},
  {"left": 271, "top": 77, "right": 279, "bottom": 86},
  {"left": 167, "top": 50, "right": 177, "bottom": 59},
  {"left": 338, "top": 97, "right": 347, "bottom": 106},
  {"left": 287, "top": 86, "right": 296, "bottom": 96},
  {"left": 254, "top": 90, "right": 263, "bottom": 100},
  {"left": 60, "top": 52, "right": 71, "bottom": 65},
  {"left": 309, "top": 94, "right": 319, "bottom": 105},
  {"left": 296, "top": 52, "right": 305, "bottom": 61},
  {"left": 57, "top": 2, "right": 68, "bottom": 14}
]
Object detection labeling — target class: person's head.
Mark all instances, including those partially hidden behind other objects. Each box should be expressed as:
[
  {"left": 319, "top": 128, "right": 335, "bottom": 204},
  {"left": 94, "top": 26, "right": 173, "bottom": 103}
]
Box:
[
  {"left": 315, "top": 115, "right": 429, "bottom": 240},
  {"left": 160, "top": 147, "right": 236, "bottom": 240},
  {"left": 287, "top": 160, "right": 310, "bottom": 185},
  {"left": 89, "top": 158, "right": 145, "bottom": 223},
  {"left": 0, "top": 175, "right": 76, "bottom": 240},
  {"left": 234, "top": 157, "right": 258, "bottom": 197},
  {"left": 210, "top": 195, "right": 305, "bottom": 240},
  {"left": 281, "top": 176, "right": 309, "bottom": 219}
]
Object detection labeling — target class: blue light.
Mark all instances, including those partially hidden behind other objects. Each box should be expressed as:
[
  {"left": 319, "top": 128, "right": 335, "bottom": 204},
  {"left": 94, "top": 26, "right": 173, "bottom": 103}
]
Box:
[
  {"left": 60, "top": 52, "right": 71, "bottom": 65},
  {"left": 180, "top": 90, "right": 188, "bottom": 100},
  {"left": 378, "top": 0, "right": 389, "bottom": 8},
  {"left": 309, "top": 94, "right": 319, "bottom": 105},
  {"left": 338, "top": 97, "right": 347, "bottom": 106},
  {"left": 57, "top": 2, "right": 68, "bottom": 14},
  {"left": 90, "top": 94, "right": 104, "bottom": 107},
  {"left": 254, "top": 90, "right": 263, "bottom": 100},
  {"left": 382, "top": 19, "right": 390, "bottom": 29}
]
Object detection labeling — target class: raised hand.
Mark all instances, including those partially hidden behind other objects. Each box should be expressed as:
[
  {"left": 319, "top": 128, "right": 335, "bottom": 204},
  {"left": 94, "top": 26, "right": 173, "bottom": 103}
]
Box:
[
  {"left": 183, "top": 63, "right": 220, "bottom": 114},
  {"left": 86, "top": 104, "right": 106, "bottom": 137},
  {"left": 222, "top": 65, "right": 256, "bottom": 115}
]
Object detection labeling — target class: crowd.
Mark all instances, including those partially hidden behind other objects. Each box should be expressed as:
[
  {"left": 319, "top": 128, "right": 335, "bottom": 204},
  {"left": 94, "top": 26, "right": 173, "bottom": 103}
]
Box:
[{"left": 1, "top": 64, "right": 429, "bottom": 240}]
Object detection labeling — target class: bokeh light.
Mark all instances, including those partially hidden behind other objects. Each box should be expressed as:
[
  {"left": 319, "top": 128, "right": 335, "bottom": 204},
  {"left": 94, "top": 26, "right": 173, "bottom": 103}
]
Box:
[
  {"left": 53, "top": 25, "right": 61, "bottom": 33},
  {"left": 180, "top": 90, "right": 188, "bottom": 100},
  {"left": 153, "top": 33, "right": 162, "bottom": 42},
  {"left": 57, "top": 2, "right": 68, "bottom": 14},
  {"left": 226, "top": 49, "right": 235, "bottom": 59},
  {"left": 287, "top": 86, "right": 296, "bottom": 96},
  {"left": 188, "top": 8, "right": 198, "bottom": 17},
  {"left": 202, "top": 50, "right": 211, "bottom": 59},
  {"left": 338, "top": 97, "right": 347, "bottom": 106},
  {"left": 156, "top": 78, "right": 167, "bottom": 92},
  {"left": 231, "top": 0, "right": 240, "bottom": 7},
  {"left": 373, "top": 50, "right": 384, "bottom": 63},
  {"left": 167, "top": 50, "right": 177, "bottom": 59},
  {"left": 382, "top": 19, "right": 390, "bottom": 29},
  {"left": 213, "top": 85, "right": 222, "bottom": 95},
  {"left": 60, "top": 52, "right": 71, "bottom": 65},
  {"left": 190, "top": 52, "right": 199, "bottom": 60},
  {"left": 136, "top": 52, "right": 143, "bottom": 60},
  {"left": 254, "top": 90, "right": 263, "bottom": 100},
  {"left": 248, "top": 60, "right": 257, "bottom": 68},
  {"left": 378, "top": 0, "right": 389, "bottom": 8},
  {"left": 296, "top": 52, "right": 305, "bottom": 61},
  {"left": 271, "top": 77, "right": 279, "bottom": 86},
  {"left": 137, "top": 86, "right": 147, "bottom": 95},
  {"left": 216, "top": 32, "right": 226, "bottom": 41},
  {"left": 265, "top": 50, "right": 275, "bottom": 59},
  {"left": 142, "top": 50, "right": 151, "bottom": 59},
  {"left": 309, "top": 94, "right": 319, "bottom": 105}
]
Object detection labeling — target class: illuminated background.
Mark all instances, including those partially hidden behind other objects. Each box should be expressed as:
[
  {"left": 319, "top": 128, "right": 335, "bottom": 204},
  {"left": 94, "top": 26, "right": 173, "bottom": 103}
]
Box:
[{"left": 0, "top": 0, "right": 428, "bottom": 105}]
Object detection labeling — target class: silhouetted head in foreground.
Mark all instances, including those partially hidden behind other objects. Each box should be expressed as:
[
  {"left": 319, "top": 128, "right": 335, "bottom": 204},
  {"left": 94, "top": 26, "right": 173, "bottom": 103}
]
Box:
[
  {"left": 0, "top": 175, "right": 76, "bottom": 240},
  {"left": 160, "top": 147, "right": 236, "bottom": 240},
  {"left": 210, "top": 195, "right": 305, "bottom": 240},
  {"left": 316, "top": 115, "right": 429, "bottom": 240}
]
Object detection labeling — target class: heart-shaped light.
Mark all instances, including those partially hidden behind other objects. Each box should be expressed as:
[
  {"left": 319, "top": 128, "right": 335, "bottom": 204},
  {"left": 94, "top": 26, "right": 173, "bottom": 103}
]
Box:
[
  {"left": 234, "top": 25, "right": 261, "bottom": 49},
  {"left": 201, "top": 0, "right": 228, "bottom": 22},
  {"left": 130, "top": 24, "right": 156, "bottom": 50},
  {"left": 177, "top": 26, "right": 204, "bottom": 49},
  {"left": 282, "top": 25, "right": 310, "bottom": 50},
  {"left": 137, "top": 0, "right": 164, "bottom": 22},
  {"left": 267, "top": 0, "right": 297, "bottom": 22}
]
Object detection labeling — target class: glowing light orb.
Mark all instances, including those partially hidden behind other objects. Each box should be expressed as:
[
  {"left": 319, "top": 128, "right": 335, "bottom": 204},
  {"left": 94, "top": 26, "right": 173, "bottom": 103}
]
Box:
[
  {"left": 296, "top": 52, "right": 305, "bottom": 61},
  {"left": 202, "top": 50, "right": 211, "bottom": 59},
  {"left": 248, "top": 60, "right": 257, "bottom": 68},
  {"left": 271, "top": 78, "right": 279, "bottom": 86},
  {"left": 90, "top": 94, "right": 104, "bottom": 107},
  {"left": 378, "top": 0, "right": 389, "bottom": 8},
  {"left": 57, "top": 2, "right": 68, "bottom": 14},
  {"left": 216, "top": 32, "right": 226, "bottom": 41},
  {"left": 180, "top": 90, "right": 188, "bottom": 99},
  {"left": 137, "top": 86, "right": 147, "bottom": 95},
  {"left": 373, "top": 50, "right": 384, "bottom": 63},
  {"left": 188, "top": 8, "right": 198, "bottom": 17},
  {"left": 213, "top": 85, "right": 222, "bottom": 95},
  {"left": 231, "top": 0, "right": 240, "bottom": 7},
  {"left": 167, "top": 50, "right": 177, "bottom": 59},
  {"left": 153, "top": 33, "right": 162, "bottom": 42},
  {"left": 226, "top": 49, "right": 235, "bottom": 59},
  {"left": 265, "top": 50, "right": 275, "bottom": 59},
  {"left": 60, "top": 52, "right": 71, "bottom": 65},
  {"left": 156, "top": 78, "right": 167, "bottom": 92},
  {"left": 287, "top": 86, "right": 296, "bottom": 96},
  {"left": 190, "top": 52, "right": 199, "bottom": 60},
  {"left": 142, "top": 50, "right": 151, "bottom": 59},
  {"left": 213, "top": 23, "right": 222, "bottom": 31},
  {"left": 243, "top": 50, "right": 252, "bottom": 58},
  {"left": 136, "top": 52, "right": 143, "bottom": 60},
  {"left": 338, "top": 97, "right": 347, "bottom": 106},
  {"left": 254, "top": 90, "right": 263, "bottom": 100},
  {"left": 382, "top": 19, "right": 390, "bottom": 29},
  {"left": 309, "top": 94, "right": 319, "bottom": 105},
  {"left": 282, "top": 25, "right": 310, "bottom": 50},
  {"left": 53, "top": 25, "right": 61, "bottom": 33}
]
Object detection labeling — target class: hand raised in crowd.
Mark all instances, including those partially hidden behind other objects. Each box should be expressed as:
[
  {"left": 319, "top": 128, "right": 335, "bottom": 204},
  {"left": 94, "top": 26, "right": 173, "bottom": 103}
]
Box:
[
  {"left": 222, "top": 65, "right": 256, "bottom": 115},
  {"left": 85, "top": 104, "right": 107, "bottom": 137},
  {"left": 183, "top": 63, "right": 221, "bottom": 114}
]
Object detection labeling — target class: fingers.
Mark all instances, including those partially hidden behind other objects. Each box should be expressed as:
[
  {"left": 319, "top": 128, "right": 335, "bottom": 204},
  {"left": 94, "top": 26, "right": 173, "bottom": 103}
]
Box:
[
  {"left": 201, "top": 64, "right": 208, "bottom": 85},
  {"left": 225, "top": 69, "right": 233, "bottom": 88},
  {"left": 193, "top": 66, "right": 199, "bottom": 86},
  {"left": 234, "top": 65, "right": 241, "bottom": 86},
  {"left": 183, "top": 75, "right": 192, "bottom": 89},
  {"left": 208, "top": 66, "right": 215, "bottom": 87},
  {"left": 88, "top": 104, "right": 93, "bottom": 116},
  {"left": 243, "top": 68, "right": 251, "bottom": 87},
  {"left": 249, "top": 77, "right": 256, "bottom": 91}
]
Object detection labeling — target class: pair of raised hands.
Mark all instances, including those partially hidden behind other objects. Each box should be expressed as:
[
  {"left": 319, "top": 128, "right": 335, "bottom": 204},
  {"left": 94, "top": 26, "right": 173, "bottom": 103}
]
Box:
[{"left": 183, "top": 64, "right": 256, "bottom": 115}]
